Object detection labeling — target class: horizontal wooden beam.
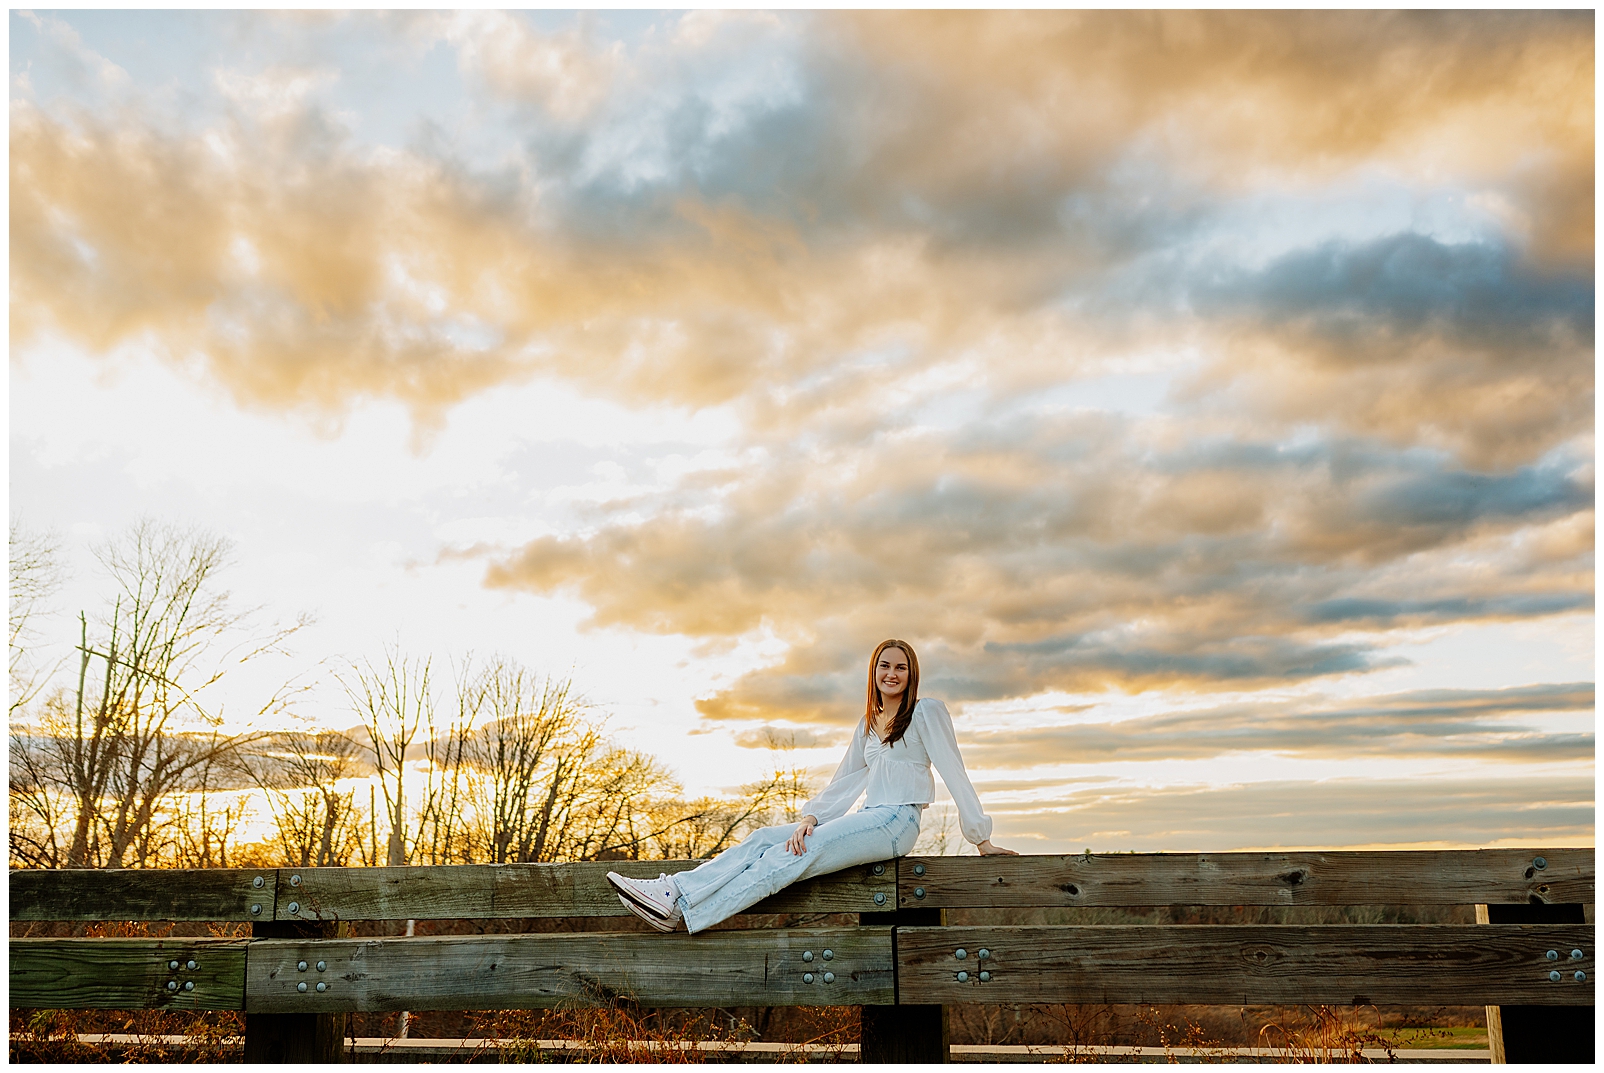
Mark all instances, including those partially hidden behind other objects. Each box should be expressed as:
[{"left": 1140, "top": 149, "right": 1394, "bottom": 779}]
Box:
[
  {"left": 898, "top": 849, "right": 1594, "bottom": 908},
  {"left": 244, "top": 927, "right": 894, "bottom": 1012},
  {"left": 898, "top": 924, "right": 1596, "bottom": 1006},
  {"left": 9, "top": 868, "right": 276, "bottom": 922},
  {"left": 10, "top": 938, "right": 250, "bottom": 1010}
]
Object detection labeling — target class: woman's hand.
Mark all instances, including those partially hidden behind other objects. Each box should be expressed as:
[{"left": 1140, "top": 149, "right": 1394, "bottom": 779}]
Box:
[
  {"left": 786, "top": 816, "right": 818, "bottom": 855},
  {"left": 977, "top": 839, "right": 1018, "bottom": 856}
]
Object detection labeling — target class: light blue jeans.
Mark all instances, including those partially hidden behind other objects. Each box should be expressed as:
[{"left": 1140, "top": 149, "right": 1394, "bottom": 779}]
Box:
[{"left": 673, "top": 804, "right": 921, "bottom": 935}]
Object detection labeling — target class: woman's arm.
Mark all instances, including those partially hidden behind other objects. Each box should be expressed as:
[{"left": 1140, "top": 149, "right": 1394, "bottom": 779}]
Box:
[
  {"left": 917, "top": 698, "right": 1013, "bottom": 852},
  {"left": 796, "top": 723, "right": 870, "bottom": 829}
]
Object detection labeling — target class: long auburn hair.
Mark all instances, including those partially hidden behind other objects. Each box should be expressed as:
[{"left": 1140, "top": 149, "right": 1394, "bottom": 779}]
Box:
[{"left": 864, "top": 639, "right": 920, "bottom": 746}]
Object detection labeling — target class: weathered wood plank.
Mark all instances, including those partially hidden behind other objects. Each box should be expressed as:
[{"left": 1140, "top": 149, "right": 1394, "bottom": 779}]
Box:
[
  {"left": 898, "top": 925, "right": 1596, "bottom": 1006},
  {"left": 898, "top": 849, "right": 1594, "bottom": 908},
  {"left": 9, "top": 868, "right": 278, "bottom": 921},
  {"left": 10, "top": 938, "right": 249, "bottom": 1010},
  {"left": 274, "top": 860, "right": 895, "bottom": 921},
  {"left": 244, "top": 927, "right": 894, "bottom": 1012}
]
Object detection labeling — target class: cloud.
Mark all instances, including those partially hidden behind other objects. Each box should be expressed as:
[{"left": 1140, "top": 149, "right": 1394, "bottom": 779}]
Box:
[{"left": 960, "top": 682, "right": 1596, "bottom": 767}]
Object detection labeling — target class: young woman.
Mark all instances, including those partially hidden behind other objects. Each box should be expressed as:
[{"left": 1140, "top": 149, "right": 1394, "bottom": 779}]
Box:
[{"left": 607, "top": 638, "right": 1016, "bottom": 934}]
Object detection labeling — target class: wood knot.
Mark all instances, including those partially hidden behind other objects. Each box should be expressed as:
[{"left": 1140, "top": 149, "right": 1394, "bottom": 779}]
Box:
[
  {"left": 1058, "top": 883, "right": 1080, "bottom": 896},
  {"left": 1277, "top": 870, "right": 1306, "bottom": 886}
]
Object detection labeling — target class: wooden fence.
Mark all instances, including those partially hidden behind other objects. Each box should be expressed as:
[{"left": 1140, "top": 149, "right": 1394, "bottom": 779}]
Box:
[{"left": 10, "top": 848, "right": 1594, "bottom": 1063}]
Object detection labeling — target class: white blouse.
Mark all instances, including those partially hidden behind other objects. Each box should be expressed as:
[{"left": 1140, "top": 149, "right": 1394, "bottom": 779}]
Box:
[{"left": 801, "top": 697, "right": 994, "bottom": 846}]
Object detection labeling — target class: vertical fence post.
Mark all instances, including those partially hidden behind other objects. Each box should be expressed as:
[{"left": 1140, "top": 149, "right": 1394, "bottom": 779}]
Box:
[
  {"left": 860, "top": 874, "right": 949, "bottom": 1065},
  {"left": 1478, "top": 901, "right": 1591, "bottom": 1064},
  {"left": 244, "top": 919, "right": 348, "bottom": 1063}
]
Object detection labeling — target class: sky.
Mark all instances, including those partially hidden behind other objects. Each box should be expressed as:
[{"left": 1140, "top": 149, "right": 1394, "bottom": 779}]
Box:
[{"left": 9, "top": 9, "right": 1594, "bottom": 853}]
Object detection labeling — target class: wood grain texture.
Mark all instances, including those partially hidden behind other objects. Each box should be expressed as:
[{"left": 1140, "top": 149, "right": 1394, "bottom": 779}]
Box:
[
  {"left": 10, "top": 938, "right": 249, "bottom": 1010},
  {"left": 244, "top": 927, "right": 894, "bottom": 1012},
  {"left": 274, "top": 861, "right": 895, "bottom": 922},
  {"left": 9, "top": 868, "right": 278, "bottom": 921},
  {"left": 898, "top": 849, "right": 1594, "bottom": 908},
  {"left": 897, "top": 925, "right": 1596, "bottom": 1006}
]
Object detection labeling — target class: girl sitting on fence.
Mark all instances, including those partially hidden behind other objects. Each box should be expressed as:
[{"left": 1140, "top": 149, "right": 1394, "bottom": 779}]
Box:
[{"left": 607, "top": 638, "right": 1016, "bottom": 934}]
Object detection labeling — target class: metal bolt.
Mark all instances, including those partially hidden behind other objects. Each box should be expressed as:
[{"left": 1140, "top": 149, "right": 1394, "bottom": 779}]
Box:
[
  {"left": 184, "top": 981, "right": 194, "bottom": 992},
  {"left": 873, "top": 892, "right": 887, "bottom": 906},
  {"left": 298, "top": 981, "right": 308, "bottom": 993},
  {"left": 1550, "top": 970, "right": 1562, "bottom": 982},
  {"left": 316, "top": 981, "right": 328, "bottom": 992},
  {"left": 1533, "top": 857, "right": 1547, "bottom": 870},
  {"left": 956, "top": 949, "right": 967, "bottom": 960},
  {"left": 287, "top": 901, "right": 300, "bottom": 914},
  {"left": 978, "top": 949, "right": 990, "bottom": 959},
  {"left": 823, "top": 972, "right": 835, "bottom": 984},
  {"left": 186, "top": 960, "right": 197, "bottom": 971},
  {"left": 913, "top": 863, "right": 926, "bottom": 876},
  {"left": 317, "top": 961, "right": 327, "bottom": 972},
  {"left": 957, "top": 971, "right": 969, "bottom": 982},
  {"left": 169, "top": 960, "right": 179, "bottom": 970},
  {"left": 914, "top": 887, "right": 926, "bottom": 899},
  {"left": 822, "top": 950, "right": 833, "bottom": 961},
  {"left": 979, "top": 971, "right": 991, "bottom": 982},
  {"left": 872, "top": 863, "right": 885, "bottom": 876},
  {"left": 1571, "top": 950, "right": 1585, "bottom": 960},
  {"left": 1575, "top": 971, "right": 1587, "bottom": 982},
  {"left": 290, "top": 874, "right": 302, "bottom": 887},
  {"left": 803, "top": 950, "right": 814, "bottom": 962},
  {"left": 298, "top": 961, "right": 308, "bottom": 972},
  {"left": 1548, "top": 950, "right": 1559, "bottom": 960},
  {"left": 252, "top": 876, "right": 265, "bottom": 889},
  {"left": 251, "top": 904, "right": 262, "bottom": 916},
  {"left": 803, "top": 973, "right": 815, "bottom": 984},
  {"left": 167, "top": 980, "right": 178, "bottom": 991}
]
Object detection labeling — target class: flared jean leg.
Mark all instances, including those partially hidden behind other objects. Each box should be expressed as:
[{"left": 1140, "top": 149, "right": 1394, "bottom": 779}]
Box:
[{"left": 679, "top": 805, "right": 920, "bottom": 935}]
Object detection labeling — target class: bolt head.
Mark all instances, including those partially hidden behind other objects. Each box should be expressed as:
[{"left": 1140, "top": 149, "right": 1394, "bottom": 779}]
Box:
[
  {"left": 252, "top": 876, "right": 265, "bottom": 889},
  {"left": 287, "top": 901, "right": 300, "bottom": 914},
  {"left": 186, "top": 959, "right": 197, "bottom": 971},
  {"left": 979, "top": 971, "right": 991, "bottom": 982},
  {"left": 978, "top": 949, "right": 990, "bottom": 960},
  {"left": 1533, "top": 856, "right": 1547, "bottom": 870},
  {"left": 823, "top": 949, "right": 833, "bottom": 961},
  {"left": 297, "top": 981, "right": 309, "bottom": 993},
  {"left": 167, "top": 980, "right": 178, "bottom": 991},
  {"left": 803, "top": 973, "right": 815, "bottom": 984},
  {"left": 956, "top": 971, "right": 969, "bottom": 982},
  {"left": 822, "top": 972, "right": 834, "bottom": 984},
  {"left": 1571, "top": 950, "right": 1585, "bottom": 960},
  {"left": 316, "top": 981, "right": 328, "bottom": 992},
  {"left": 184, "top": 981, "right": 194, "bottom": 992},
  {"left": 298, "top": 961, "right": 308, "bottom": 972},
  {"left": 290, "top": 874, "right": 302, "bottom": 886},
  {"left": 872, "top": 863, "right": 885, "bottom": 875},
  {"left": 1550, "top": 970, "right": 1562, "bottom": 982},
  {"left": 803, "top": 950, "right": 813, "bottom": 962},
  {"left": 1548, "top": 950, "right": 1560, "bottom": 960},
  {"left": 1576, "top": 971, "right": 1587, "bottom": 982},
  {"left": 956, "top": 948, "right": 968, "bottom": 960},
  {"left": 169, "top": 960, "right": 179, "bottom": 970},
  {"left": 251, "top": 904, "right": 262, "bottom": 915},
  {"left": 914, "top": 863, "right": 926, "bottom": 876},
  {"left": 914, "top": 887, "right": 926, "bottom": 898},
  {"left": 874, "top": 892, "right": 887, "bottom": 905},
  {"left": 317, "top": 961, "right": 327, "bottom": 972}
]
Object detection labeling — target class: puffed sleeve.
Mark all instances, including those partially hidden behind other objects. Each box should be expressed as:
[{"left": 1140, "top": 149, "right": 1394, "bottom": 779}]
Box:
[
  {"left": 916, "top": 698, "right": 994, "bottom": 845},
  {"left": 800, "top": 722, "right": 870, "bottom": 825}
]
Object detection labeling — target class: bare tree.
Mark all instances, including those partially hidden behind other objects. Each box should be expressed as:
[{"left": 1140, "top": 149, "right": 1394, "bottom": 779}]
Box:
[
  {"left": 8, "top": 519, "right": 297, "bottom": 868},
  {"left": 342, "top": 648, "right": 433, "bottom": 866},
  {"left": 9, "top": 519, "right": 64, "bottom": 720},
  {"left": 244, "top": 728, "right": 366, "bottom": 868}
]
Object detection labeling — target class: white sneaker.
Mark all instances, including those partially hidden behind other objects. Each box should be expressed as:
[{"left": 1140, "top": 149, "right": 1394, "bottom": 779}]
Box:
[
  {"left": 606, "top": 871, "right": 683, "bottom": 924},
  {"left": 616, "top": 892, "right": 678, "bottom": 932}
]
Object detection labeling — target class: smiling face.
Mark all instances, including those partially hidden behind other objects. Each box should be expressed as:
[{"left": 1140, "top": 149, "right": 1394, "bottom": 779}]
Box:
[{"left": 875, "top": 646, "right": 910, "bottom": 709}]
